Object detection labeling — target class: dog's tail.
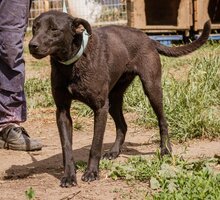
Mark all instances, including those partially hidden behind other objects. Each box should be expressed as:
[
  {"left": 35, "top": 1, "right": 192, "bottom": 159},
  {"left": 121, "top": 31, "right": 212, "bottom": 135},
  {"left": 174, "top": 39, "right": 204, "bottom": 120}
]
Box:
[{"left": 153, "top": 20, "right": 211, "bottom": 57}]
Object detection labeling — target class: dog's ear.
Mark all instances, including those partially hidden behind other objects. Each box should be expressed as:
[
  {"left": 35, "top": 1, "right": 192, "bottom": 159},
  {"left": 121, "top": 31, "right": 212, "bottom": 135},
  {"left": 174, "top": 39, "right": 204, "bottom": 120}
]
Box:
[{"left": 72, "top": 18, "right": 92, "bottom": 35}]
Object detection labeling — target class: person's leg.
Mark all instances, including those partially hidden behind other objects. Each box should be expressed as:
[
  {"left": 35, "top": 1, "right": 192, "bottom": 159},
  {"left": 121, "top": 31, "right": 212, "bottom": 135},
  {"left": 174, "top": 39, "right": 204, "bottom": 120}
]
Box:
[
  {"left": 0, "top": 89, "right": 27, "bottom": 126},
  {"left": 0, "top": 0, "right": 29, "bottom": 123},
  {"left": 0, "top": 0, "right": 42, "bottom": 150}
]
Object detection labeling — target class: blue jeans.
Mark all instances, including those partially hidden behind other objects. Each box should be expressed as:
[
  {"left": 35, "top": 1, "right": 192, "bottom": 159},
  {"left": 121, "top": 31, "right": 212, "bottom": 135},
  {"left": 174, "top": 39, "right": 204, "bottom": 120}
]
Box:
[{"left": 0, "top": 0, "right": 31, "bottom": 124}]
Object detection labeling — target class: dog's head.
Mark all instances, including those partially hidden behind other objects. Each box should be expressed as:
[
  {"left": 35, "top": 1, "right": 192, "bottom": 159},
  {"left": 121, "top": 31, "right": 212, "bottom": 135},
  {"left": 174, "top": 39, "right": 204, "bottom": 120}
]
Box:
[{"left": 29, "top": 10, "right": 92, "bottom": 61}]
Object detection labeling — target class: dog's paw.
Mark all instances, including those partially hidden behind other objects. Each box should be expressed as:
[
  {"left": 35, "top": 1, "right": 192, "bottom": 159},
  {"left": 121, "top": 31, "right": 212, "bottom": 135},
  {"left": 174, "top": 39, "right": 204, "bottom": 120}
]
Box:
[
  {"left": 60, "top": 175, "right": 77, "bottom": 187},
  {"left": 81, "top": 170, "right": 99, "bottom": 182},
  {"left": 102, "top": 151, "right": 120, "bottom": 160},
  {"left": 160, "top": 146, "right": 172, "bottom": 156}
]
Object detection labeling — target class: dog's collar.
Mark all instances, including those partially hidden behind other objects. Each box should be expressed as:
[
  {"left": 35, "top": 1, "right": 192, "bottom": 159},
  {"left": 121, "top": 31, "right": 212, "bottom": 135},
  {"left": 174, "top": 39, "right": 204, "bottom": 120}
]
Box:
[{"left": 59, "top": 30, "right": 89, "bottom": 65}]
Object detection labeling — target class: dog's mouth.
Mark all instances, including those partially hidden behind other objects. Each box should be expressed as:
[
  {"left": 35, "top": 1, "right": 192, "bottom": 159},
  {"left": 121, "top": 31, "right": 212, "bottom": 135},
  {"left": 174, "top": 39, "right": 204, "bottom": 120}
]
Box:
[
  {"left": 29, "top": 48, "right": 50, "bottom": 59},
  {"left": 30, "top": 52, "right": 47, "bottom": 59}
]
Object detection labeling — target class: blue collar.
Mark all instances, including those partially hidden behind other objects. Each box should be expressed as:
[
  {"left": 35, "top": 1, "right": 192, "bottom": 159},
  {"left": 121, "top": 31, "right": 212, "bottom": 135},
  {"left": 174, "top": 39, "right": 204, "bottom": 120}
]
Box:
[{"left": 59, "top": 30, "right": 90, "bottom": 65}]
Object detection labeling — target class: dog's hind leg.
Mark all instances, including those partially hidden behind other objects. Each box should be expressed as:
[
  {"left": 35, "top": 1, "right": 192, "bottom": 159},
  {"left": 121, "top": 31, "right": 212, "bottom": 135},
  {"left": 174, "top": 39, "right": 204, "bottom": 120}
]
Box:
[
  {"left": 103, "top": 93, "right": 126, "bottom": 159},
  {"left": 138, "top": 58, "right": 172, "bottom": 156},
  {"left": 103, "top": 74, "right": 135, "bottom": 160}
]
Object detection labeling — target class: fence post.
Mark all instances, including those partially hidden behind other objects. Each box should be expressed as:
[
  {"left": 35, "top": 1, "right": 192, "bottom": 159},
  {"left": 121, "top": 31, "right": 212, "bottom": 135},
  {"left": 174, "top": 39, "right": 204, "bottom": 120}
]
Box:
[{"left": 44, "top": 0, "right": 49, "bottom": 11}]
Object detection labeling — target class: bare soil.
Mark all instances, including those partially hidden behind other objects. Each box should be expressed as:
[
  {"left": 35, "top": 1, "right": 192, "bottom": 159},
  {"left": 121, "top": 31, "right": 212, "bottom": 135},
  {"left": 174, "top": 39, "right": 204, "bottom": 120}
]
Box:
[{"left": 0, "top": 109, "right": 219, "bottom": 200}]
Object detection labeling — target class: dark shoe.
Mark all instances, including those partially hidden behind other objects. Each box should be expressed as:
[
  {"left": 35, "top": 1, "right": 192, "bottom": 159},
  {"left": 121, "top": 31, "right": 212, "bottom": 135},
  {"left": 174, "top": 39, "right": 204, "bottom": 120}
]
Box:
[{"left": 0, "top": 124, "right": 42, "bottom": 151}]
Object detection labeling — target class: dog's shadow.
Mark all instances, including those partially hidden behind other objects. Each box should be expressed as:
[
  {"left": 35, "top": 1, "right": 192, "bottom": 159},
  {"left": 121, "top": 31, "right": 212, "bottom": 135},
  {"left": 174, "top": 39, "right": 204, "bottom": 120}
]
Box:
[{"left": 4, "top": 142, "right": 156, "bottom": 181}]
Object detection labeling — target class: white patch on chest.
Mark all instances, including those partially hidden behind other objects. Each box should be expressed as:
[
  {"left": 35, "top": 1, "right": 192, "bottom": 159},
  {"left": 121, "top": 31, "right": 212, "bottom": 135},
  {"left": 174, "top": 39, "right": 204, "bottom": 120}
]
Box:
[{"left": 67, "top": 85, "right": 73, "bottom": 95}]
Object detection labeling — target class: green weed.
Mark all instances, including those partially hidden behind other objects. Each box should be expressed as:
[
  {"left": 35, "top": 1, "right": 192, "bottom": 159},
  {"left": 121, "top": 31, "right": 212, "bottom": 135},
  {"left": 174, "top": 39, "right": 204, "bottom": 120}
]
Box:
[
  {"left": 72, "top": 101, "right": 93, "bottom": 117},
  {"left": 99, "top": 155, "right": 220, "bottom": 200},
  {"left": 25, "top": 187, "right": 35, "bottom": 200},
  {"left": 73, "top": 120, "right": 83, "bottom": 130},
  {"left": 25, "top": 78, "right": 54, "bottom": 108},
  {"left": 76, "top": 160, "right": 87, "bottom": 172},
  {"left": 151, "top": 159, "right": 220, "bottom": 200},
  {"left": 163, "top": 54, "right": 220, "bottom": 140}
]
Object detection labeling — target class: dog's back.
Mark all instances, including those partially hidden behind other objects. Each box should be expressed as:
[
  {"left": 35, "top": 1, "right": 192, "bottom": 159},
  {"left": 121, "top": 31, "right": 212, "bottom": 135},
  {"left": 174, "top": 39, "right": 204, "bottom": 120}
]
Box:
[{"left": 93, "top": 20, "right": 211, "bottom": 60}]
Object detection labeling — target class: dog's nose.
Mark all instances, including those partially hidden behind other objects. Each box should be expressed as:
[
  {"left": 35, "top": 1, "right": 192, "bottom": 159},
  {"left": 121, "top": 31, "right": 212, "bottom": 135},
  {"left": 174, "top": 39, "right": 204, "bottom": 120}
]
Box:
[{"left": 29, "top": 42, "right": 39, "bottom": 51}]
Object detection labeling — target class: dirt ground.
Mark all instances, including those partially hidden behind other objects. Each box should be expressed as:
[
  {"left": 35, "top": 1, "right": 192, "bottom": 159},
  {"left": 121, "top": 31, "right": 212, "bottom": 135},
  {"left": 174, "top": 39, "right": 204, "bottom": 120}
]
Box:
[{"left": 0, "top": 109, "right": 219, "bottom": 200}]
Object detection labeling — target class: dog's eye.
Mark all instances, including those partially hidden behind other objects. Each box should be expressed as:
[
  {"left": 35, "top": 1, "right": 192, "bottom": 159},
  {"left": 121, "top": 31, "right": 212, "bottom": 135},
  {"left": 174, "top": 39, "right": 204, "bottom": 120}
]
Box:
[
  {"left": 32, "top": 22, "right": 40, "bottom": 34},
  {"left": 51, "top": 28, "right": 58, "bottom": 31},
  {"left": 50, "top": 26, "right": 58, "bottom": 31}
]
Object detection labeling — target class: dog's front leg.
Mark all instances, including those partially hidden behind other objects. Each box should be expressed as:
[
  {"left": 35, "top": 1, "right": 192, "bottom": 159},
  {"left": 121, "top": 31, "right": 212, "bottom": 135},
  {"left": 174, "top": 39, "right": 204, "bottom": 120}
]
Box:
[
  {"left": 56, "top": 106, "right": 76, "bottom": 187},
  {"left": 81, "top": 100, "right": 109, "bottom": 182}
]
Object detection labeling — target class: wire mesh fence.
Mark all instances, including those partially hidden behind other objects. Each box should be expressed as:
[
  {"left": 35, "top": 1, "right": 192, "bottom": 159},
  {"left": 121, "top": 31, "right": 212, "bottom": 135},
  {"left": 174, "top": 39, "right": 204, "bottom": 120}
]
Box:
[{"left": 28, "top": 0, "right": 127, "bottom": 29}]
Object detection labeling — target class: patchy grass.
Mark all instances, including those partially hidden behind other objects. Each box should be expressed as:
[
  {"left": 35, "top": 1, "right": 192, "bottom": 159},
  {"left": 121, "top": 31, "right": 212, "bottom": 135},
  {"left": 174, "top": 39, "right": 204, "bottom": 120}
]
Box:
[
  {"left": 25, "top": 78, "right": 53, "bottom": 109},
  {"left": 75, "top": 154, "right": 220, "bottom": 200},
  {"left": 101, "top": 155, "right": 220, "bottom": 199}
]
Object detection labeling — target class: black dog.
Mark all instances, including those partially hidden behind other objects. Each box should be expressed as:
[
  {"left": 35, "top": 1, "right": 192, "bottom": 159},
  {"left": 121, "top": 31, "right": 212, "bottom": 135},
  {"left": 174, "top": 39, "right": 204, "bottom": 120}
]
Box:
[{"left": 29, "top": 10, "right": 210, "bottom": 187}]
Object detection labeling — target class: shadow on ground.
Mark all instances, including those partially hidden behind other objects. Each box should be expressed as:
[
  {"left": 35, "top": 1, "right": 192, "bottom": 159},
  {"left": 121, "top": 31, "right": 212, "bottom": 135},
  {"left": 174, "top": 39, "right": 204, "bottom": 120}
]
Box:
[{"left": 4, "top": 142, "right": 156, "bottom": 181}]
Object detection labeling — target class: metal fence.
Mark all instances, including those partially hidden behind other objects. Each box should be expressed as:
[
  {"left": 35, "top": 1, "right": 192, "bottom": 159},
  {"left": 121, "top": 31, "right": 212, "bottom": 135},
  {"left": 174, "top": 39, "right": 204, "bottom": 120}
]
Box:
[{"left": 28, "top": 0, "right": 127, "bottom": 29}]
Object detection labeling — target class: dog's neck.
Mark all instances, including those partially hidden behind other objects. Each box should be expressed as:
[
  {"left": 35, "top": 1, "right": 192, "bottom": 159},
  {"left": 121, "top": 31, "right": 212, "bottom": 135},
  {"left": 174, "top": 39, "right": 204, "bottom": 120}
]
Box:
[{"left": 59, "top": 30, "right": 90, "bottom": 65}]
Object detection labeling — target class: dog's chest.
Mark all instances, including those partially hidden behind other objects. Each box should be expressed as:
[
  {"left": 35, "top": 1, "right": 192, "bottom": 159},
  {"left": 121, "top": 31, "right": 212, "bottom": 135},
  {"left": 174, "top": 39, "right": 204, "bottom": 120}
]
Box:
[{"left": 67, "top": 75, "right": 97, "bottom": 102}]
